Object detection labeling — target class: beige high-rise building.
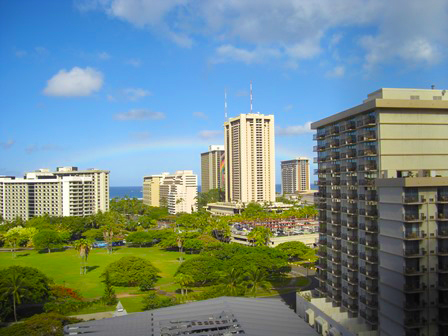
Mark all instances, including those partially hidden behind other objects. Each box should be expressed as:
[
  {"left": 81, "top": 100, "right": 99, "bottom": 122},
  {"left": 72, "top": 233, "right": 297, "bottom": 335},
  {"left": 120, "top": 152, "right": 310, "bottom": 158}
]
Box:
[
  {"left": 0, "top": 167, "right": 109, "bottom": 221},
  {"left": 224, "top": 113, "right": 275, "bottom": 203},
  {"left": 307, "top": 88, "right": 448, "bottom": 335},
  {"left": 281, "top": 157, "right": 310, "bottom": 195},
  {"left": 201, "top": 145, "right": 225, "bottom": 194},
  {"left": 143, "top": 171, "right": 197, "bottom": 214}
]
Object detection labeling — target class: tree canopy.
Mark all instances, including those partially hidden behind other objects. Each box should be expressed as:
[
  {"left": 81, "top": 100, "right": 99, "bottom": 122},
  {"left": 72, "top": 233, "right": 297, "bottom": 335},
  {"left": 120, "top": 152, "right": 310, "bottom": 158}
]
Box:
[{"left": 102, "top": 256, "right": 159, "bottom": 289}]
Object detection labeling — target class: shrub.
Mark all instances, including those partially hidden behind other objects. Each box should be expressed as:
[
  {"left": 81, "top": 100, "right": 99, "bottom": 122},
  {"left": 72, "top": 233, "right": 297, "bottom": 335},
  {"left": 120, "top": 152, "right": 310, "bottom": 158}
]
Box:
[
  {"left": 102, "top": 256, "right": 159, "bottom": 289},
  {"left": 44, "top": 285, "right": 89, "bottom": 315},
  {"left": 0, "top": 312, "right": 81, "bottom": 336},
  {"left": 141, "top": 292, "right": 175, "bottom": 311}
]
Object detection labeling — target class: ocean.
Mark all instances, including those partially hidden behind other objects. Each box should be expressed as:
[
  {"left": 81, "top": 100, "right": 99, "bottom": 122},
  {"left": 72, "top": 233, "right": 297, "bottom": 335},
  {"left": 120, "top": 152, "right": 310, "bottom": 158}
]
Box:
[{"left": 110, "top": 184, "right": 317, "bottom": 200}]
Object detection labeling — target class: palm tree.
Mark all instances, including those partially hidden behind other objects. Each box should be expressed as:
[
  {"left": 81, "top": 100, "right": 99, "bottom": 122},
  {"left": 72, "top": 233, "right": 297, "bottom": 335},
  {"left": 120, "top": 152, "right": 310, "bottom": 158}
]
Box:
[
  {"left": 0, "top": 269, "right": 29, "bottom": 322},
  {"left": 221, "top": 268, "right": 246, "bottom": 296},
  {"left": 174, "top": 273, "right": 194, "bottom": 299},
  {"left": 247, "top": 226, "right": 273, "bottom": 247},
  {"left": 246, "top": 268, "right": 270, "bottom": 297},
  {"left": 74, "top": 239, "right": 92, "bottom": 275}
]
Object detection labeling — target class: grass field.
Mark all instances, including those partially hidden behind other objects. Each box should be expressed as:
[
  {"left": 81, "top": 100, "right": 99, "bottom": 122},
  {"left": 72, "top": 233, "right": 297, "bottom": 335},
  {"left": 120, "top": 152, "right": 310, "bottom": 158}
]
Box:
[
  {"left": 0, "top": 246, "right": 309, "bottom": 315},
  {"left": 0, "top": 247, "right": 192, "bottom": 298}
]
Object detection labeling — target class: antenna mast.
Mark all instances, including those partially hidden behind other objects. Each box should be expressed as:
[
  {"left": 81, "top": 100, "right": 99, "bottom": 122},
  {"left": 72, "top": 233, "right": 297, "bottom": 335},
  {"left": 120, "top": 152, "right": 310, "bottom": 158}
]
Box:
[
  {"left": 250, "top": 80, "right": 253, "bottom": 113},
  {"left": 224, "top": 88, "right": 228, "bottom": 119}
]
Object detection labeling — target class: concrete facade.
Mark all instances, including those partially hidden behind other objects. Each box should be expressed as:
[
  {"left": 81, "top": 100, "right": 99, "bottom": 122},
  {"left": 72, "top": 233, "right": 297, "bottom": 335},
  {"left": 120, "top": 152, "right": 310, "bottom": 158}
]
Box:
[
  {"left": 224, "top": 114, "right": 275, "bottom": 203},
  {"left": 200, "top": 145, "right": 225, "bottom": 193},
  {"left": 281, "top": 157, "right": 311, "bottom": 194},
  {"left": 311, "top": 88, "right": 448, "bottom": 334},
  {"left": 376, "top": 177, "right": 448, "bottom": 336},
  {"left": 0, "top": 167, "right": 109, "bottom": 221},
  {"left": 143, "top": 171, "right": 197, "bottom": 214}
]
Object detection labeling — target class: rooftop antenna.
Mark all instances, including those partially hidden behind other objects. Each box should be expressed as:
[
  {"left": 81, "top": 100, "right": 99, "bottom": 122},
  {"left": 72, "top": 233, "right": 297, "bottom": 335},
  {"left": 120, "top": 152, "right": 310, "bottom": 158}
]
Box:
[
  {"left": 224, "top": 88, "right": 228, "bottom": 119},
  {"left": 250, "top": 80, "right": 253, "bottom": 114}
]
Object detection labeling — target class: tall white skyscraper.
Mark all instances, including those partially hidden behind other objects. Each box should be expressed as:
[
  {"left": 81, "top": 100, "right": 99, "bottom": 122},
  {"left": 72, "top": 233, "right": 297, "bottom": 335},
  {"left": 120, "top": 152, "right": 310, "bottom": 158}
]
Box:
[{"left": 224, "top": 113, "right": 275, "bottom": 203}]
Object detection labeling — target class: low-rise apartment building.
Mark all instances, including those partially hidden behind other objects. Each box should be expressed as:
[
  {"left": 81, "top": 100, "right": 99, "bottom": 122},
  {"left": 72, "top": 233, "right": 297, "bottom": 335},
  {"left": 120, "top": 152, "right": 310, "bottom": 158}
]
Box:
[{"left": 0, "top": 167, "right": 109, "bottom": 221}]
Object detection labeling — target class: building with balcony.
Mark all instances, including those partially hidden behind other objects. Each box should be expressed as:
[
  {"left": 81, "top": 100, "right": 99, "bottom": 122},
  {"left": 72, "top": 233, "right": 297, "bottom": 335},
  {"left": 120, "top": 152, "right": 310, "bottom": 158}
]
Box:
[
  {"left": 200, "top": 145, "right": 225, "bottom": 193},
  {"left": 0, "top": 167, "right": 108, "bottom": 221},
  {"left": 281, "top": 157, "right": 310, "bottom": 195},
  {"left": 376, "top": 177, "right": 448, "bottom": 336},
  {"left": 143, "top": 171, "right": 197, "bottom": 214},
  {"left": 310, "top": 88, "right": 448, "bottom": 335},
  {"left": 224, "top": 114, "right": 275, "bottom": 203}
]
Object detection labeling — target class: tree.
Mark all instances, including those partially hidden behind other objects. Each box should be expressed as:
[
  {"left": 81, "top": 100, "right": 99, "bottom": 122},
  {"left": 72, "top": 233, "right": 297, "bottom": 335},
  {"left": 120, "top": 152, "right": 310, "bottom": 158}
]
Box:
[
  {"left": 220, "top": 268, "right": 246, "bottom": 296},
  {"left": 82, "top": 228, "right": 103, "bottom": 241},
  {"left": 126, "top": 231, "right": 153, "bottom": 247},
  {"left": 245, "top": 268, "right": 270, "bottom": 297},
  {"left": 275, "top": 241, "right": 314, "bottom": 262},
  {"left": 3, "top": 227, "right": 23, "bottom": 258},
  {"left": 174, "top": 273, "right": 194, "bottom": 297},
  {"left": 0, "top": 312, "right": 81, "bottom": 336},
  {"left": 175, "top": 255, "right": 224, "bottom": 286},
  {"left": 102, "top": 270, "right": 117, "bottom": 306},
  {"left": 0, "top": 269, "right": 30, "bottom": 322},
  {"left": 32, "top": 229, "right": 63, "bottom": 253},
  {"left": 73, "top": 239, "right": 92, "bottom": 275},
  {"left": 242, "top": 202, "right": 267, "bottom": 219},
  {"left": 98, "top": 211, "right": 125, "bottom": 254},
  {"left": 247, "top": 226, "right": 272, "bottom": 247},
  {"left": 103, "top": 256, "right": 159, "bottom": 288},
  {"left": 141, "top": 292, "right": 175, "bottom": 311}
]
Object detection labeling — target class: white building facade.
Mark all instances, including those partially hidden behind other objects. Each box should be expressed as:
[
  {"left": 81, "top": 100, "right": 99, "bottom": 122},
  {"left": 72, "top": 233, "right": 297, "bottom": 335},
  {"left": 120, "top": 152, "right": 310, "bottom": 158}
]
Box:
[
  {"left": 0, "top": 167, "right": 108, "bottom": 221},
  {"left": 224, "top": 114, "right": 275, "bottom": 203}
]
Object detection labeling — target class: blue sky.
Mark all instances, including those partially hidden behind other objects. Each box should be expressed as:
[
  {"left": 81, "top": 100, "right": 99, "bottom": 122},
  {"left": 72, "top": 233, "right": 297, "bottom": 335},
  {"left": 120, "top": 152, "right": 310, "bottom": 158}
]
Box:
[{"left": 1, "top": 0, "right": 447, "bottom": 186}]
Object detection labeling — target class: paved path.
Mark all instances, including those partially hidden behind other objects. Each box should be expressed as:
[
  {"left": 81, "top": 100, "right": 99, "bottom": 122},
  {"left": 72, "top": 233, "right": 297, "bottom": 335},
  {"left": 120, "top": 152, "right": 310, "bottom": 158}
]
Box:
[{"left": 70, "top": 311, "right": 115, "bottom": 321}]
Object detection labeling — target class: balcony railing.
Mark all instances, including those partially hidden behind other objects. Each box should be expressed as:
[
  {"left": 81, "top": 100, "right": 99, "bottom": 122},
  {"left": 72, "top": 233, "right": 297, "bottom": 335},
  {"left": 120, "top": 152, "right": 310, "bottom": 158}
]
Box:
[
  {"left": 404, "top": 266, "right": 426, "bottom": 275},
  {"left": 403, "top": 195, "right": 421, "bottom": 204},
  {"left": 405, "top": 248, "right": 426, "bottom": 257},
  {"left": 360, "top": 253, "right": 378, "bottom": 263},
  {"left": 438, "top": 229, "right": 448, "bottom": 238},
  {"left": 439, "top": 213, "right": 448, "bottom": 220},
  {"left": 404, "top": 213, "right": 423, "bottom": 222},
  {"left": 404, "top": 300, "right": 426, "bottom": 310},
  {"left": 403, "top": 283, "right": 427, "bottom": 292},
  {"left": 438, "top": 195, "right": 448, "bottom": 203},
  {"left": 438, "top": 247, "right": 448, "bottom": 255},
  {"left": 404, "top": 231, "right": 426, "bottom": 239},
  {"left": 360, "top": 267, "right": 378, "bottom": 278},
  {"left": 360, "top": 281, "right": 378, "bottom": 293}
]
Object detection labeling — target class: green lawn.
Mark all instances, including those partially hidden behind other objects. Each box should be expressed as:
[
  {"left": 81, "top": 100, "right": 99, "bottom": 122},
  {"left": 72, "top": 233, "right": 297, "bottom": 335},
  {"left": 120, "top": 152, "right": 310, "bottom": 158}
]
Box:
[{"left": 0, "top": 247, "right": 192, "bottom": 298}]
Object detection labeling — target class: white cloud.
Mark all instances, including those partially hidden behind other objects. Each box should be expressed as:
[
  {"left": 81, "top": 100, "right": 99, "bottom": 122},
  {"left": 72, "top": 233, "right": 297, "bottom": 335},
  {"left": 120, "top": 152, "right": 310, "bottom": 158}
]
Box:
[
  {"left": 81, "top": 0, "right": 448, "bottom": 69},
  {"left": 43, "top": 67, "right": 104, "bottom": 97},
  {"left": 235, "top": 90, "right": 249, "bottom": 97},
  {"left": 326, "top": 65, "right": 345, "bottom": 78},
  {"left": 0, "top": 140, "right": 15, "bottom": 150},
  {"left": 114, "top": 109, "right": 165, "bottom": 121},
  {"left": 211, "top": 45, "right": 281, "bottom": 64},
  {"left": 98, "top": 51, "right": 111, "bottom": 60},
  {"left": 123, "top": 88, "right": 151, "bottom": 101},
  {"left": 192, "top": 112, "right": 207, "bottom": 120},
  {"left": 198, "top": 130, "right": 223, "bottom": 139},
  {"left": 276, "top": 122, "right": 313, "bottom": 136},
  {"left": 126, "top": 58, "right": 142, "bottom": 67}
]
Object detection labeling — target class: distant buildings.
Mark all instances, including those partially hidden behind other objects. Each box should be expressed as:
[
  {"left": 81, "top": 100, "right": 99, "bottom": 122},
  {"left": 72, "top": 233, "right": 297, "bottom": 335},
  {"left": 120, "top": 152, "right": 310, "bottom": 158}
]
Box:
[
  {"left": 281, "top": 157, "right": 310, "bottom": 195},
  {"left": 309, "top": 88, "right": 448, "bottom": 335},
  {"left": 200, "top": 145, "right": 225, "bottom": 193},
  {"left": 143, "top": 170, "right": 197, "bottom": 214},
  {"left": 224, "top": 113, "right": 275, "bottom": 203},
  {"left": 0, "top": 166, "right": 109, "bottom": 221}
]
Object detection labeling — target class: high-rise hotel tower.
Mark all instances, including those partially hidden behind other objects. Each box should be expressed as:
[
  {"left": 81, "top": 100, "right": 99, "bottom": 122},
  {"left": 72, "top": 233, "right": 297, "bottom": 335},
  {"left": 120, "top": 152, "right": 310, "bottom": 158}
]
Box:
[
  {"left": 281, "top": 157, "right": 310, "bottom": 195},
  {"left": 224, "top": 113, "right": 275, "bottom": 203},
  {"left": 201, "top": 145, "right": 225, "bottom": 193},
  {"left": 311, "top": 88, "right": 448, "bottom": 335}
]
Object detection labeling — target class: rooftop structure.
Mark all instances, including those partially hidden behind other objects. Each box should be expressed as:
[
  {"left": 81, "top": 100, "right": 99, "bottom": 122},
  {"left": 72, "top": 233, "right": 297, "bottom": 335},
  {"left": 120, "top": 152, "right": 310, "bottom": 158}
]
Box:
[{"left": 64, "top": 297, "right": 317, "bottom": 336}]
